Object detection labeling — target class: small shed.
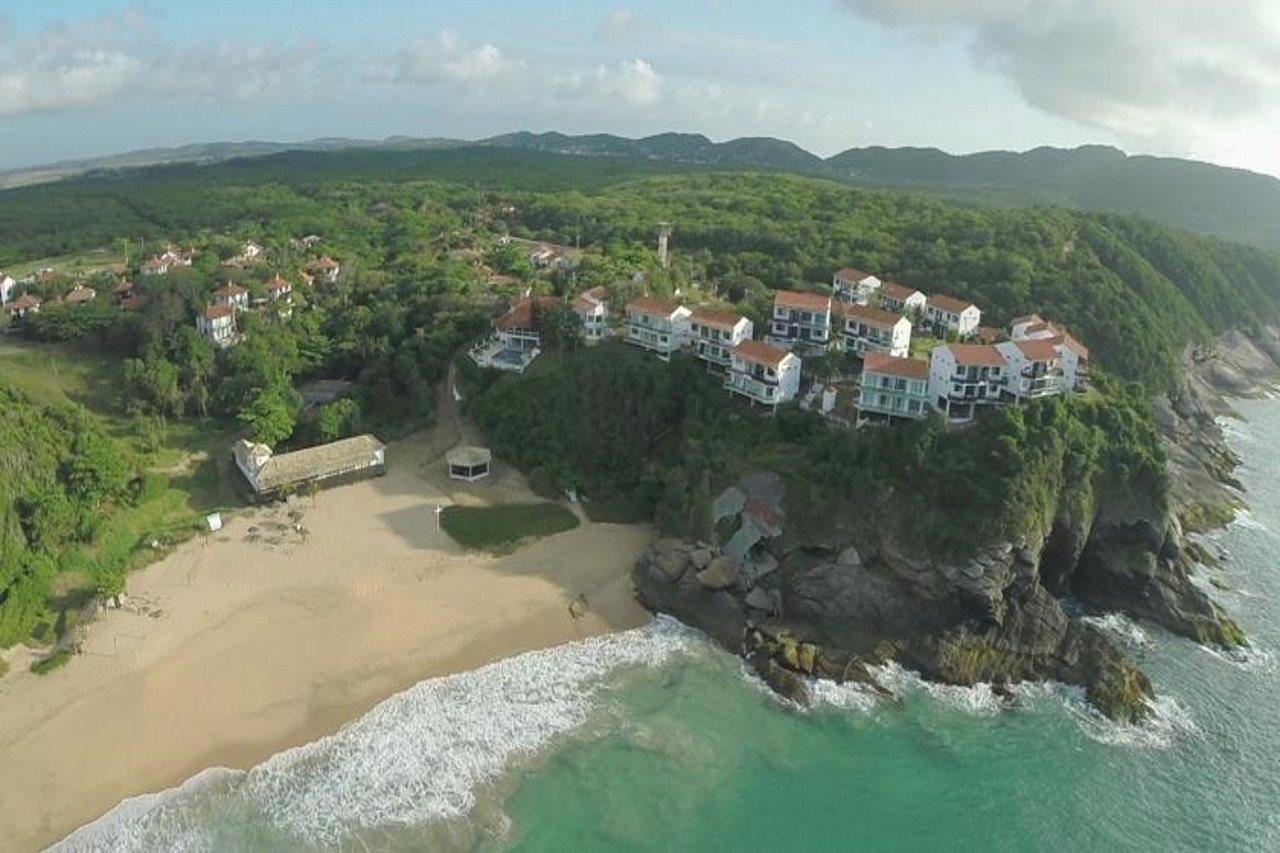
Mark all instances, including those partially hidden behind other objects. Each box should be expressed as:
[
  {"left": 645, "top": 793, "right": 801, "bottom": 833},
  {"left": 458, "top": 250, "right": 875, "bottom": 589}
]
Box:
[{"left": 446, "top": 446, "right": 492, "bottom": 482}]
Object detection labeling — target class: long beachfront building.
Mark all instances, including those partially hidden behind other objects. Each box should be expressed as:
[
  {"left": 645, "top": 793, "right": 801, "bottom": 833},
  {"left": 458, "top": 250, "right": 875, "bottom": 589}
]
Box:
[{"left": 234, "top": 434, "right": 387, "bottom": 500}]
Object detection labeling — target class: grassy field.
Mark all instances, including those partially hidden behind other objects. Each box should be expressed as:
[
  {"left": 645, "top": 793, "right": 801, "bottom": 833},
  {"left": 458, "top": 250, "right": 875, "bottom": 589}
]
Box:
[
  {"left": 4, "top": 246, "right": 126, "bottom": 279},
  {"left": 440, "top": 503, "right": 580, "bottom": 552},
  {"left": 0, "top": 338, "right": 241, "bottom": 641}
]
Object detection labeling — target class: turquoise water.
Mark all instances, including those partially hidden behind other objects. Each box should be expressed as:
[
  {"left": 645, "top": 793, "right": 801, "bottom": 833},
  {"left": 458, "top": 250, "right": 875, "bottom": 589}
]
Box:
[{"left": 59, "top": 401, "right": 1280, "bottom": 851}]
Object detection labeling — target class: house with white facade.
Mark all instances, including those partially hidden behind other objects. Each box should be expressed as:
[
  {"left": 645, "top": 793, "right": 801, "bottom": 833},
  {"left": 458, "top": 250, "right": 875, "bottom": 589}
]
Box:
[
  {"left": 725, "top": 340, "right": 802, "bottom": 409},
  {"left": 769, "top": 290, "right": 832, "bottom": 351},
  {"left": 997, "top": 338, "right": 1066, "bottom": 400},
  {"left": 197, "top": 304, "right": 238, "bottom": 348},
  {"left": 213, "top": 283, "right": 250, "bottom": 313},
  {"left": 925, "top": 294, "right": 981, "bottom": 338},
  {"left": 879, "top": 280, "right": 927, "bottom": 316},
  {"left": 928, "top": 343, "right": 1007, "bottom": 423},
  {"left": 0, "top": 273, "right": 14, "bottom": 305},
  {"left": 471, "top": 295, "right": 559, "bottom": 373},
  {"left": 625, "top": 297, "right": 692, "bottom": 360},
  {"left": 858, "top": 354, "right": 932, "bottom": 422},
  {"left": 310, "top": 256, "right": 341, "bottom": 283},
  {"left": 689, "top": 308, "right": 753, "bottom": 372},
  {"left": 140, "top": 248, "right": 194, "bottom": 276},
  {"left": 1009, "top": 315, "right": 1090, "bottom": 391},
  {"left": 835, "top": 302, "right": 912, "bottom": 358},
  {"left": 832, "top": 268, "right": 881, "bottom": 304},
  {"left": 571, "top": 286, "right": 610, "bottom": 342},
  {"left": 266, "top": 275, "right": 293, "bottom": 303}
]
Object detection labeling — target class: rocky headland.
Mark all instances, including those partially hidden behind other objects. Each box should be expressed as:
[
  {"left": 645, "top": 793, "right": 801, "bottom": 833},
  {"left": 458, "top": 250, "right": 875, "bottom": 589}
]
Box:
[{"left": 634, "top": 331, "right": 1279, "bottom": 721}]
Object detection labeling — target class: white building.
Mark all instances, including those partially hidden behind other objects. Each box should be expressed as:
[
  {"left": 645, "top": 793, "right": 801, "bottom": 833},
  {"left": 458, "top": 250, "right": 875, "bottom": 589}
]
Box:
[
  {"left": 212, "top": 282, "right": 250, "bottom": 312},
  {"left": 859, "top": 354, "right": 932, "bottom": 422},
  {"left": 835, "top": 303, "right": 912, "bottom": 358},
  {"left": 625, "top": 297, "right": 692, "bottom": 360},
  {"left": 769, "top": 290, "right": 832, "bottom": 351},
  {"left": 928, "top": 343, "right": 1007, "bottom": 423},
  {"left": 879, "top": 280, "right": 927, "bottom": 315},
  {"left": 266, "top": 275, "right": 293, "bottom": 303},
  {"left": 997, "top": 339, "right": 1067, "bottom": 400},
  {"left": 726, "top": 340, "right": 802, "bottom": 409},
  {"left": 689, "top": 308, "right": 753, "bottom": 371},
  {"left": 832, "top": 267, "right": 881, "bottom": 303},
  {"left": 0, "top": 273, "right": 14, "bottom": 305},
  {"left": 925, "top": 294, "right": 981, "bottom": 338},
  {"left": 310, "top": 256, "right": 341, "bottom": 283},
  {"left": 571, "top": 286, "right": 610, "bottom": 342},
  {"left": 197, "top": 304, "right": 238, "bottom": 348},
  {"left": 1009, "top": 315, "right": 1090, "bottom": 391},
  {"left": 234, "top": 434, "right": 386, "bottom": 500},
  {"left": 471, "top": 295, "right": 559, "bottom": 373},
  {"left": 4, "top": 294, "right": 40, "bottom": 326}
]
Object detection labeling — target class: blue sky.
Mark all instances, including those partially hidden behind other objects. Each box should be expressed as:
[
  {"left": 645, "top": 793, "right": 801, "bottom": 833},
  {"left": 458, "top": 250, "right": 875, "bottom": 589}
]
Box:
[{"left": 2, "top": 1, "right": 1278, "bottom": 176}]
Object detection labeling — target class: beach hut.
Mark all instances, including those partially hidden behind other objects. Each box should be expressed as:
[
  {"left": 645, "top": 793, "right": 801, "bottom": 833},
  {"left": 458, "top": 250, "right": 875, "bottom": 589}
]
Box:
[
  {"left": 446, "top": 446, "right": 492, "bottom": 483},
  {"left": 233, "top": 434, "right": 386, "bottom": 501}
]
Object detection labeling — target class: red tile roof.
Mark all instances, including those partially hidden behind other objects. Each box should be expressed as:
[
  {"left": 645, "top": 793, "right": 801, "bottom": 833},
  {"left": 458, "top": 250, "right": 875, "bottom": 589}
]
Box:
[
  {"left": 312, "top": 256, "right": 339, "bottom": 270},
  {"left": 497, "top": 295, "right": 559, "bottom": 331},
  {"left": 942, "top": 343, "right": 1005, "bottom": 367},
  {"left": 267, "top": 275, "right": 291, "bottom": 292},
  {"left": 690, "top": 307, "right": 747, "bottom": 331},
  {"left": 1011, "top": 313, "right": 1045, "bottom": 327},
  {"left": 1051, "top": 332, "right": 1090, "bottom": 361},
  {"left": 836, "top": 302, "right": 905, "bottom": 329},
  {"left": 733, "top": 339, "right": 791, "bottom": 369},
  {"left": 880, "top": 280, "right": 922, "bottom": 302},
  {"left": 862, "top": 353, "right": 930, "bottom": 381},
  {"left": 774, "top": 290, "right": 830, "bottom": 312},
  {"left": 834, "top": 267, "right": 873, "bottom": 283},
  {"left": 203, "top": 304, "right": 234, "bottom": 320},
  {"left": 927, "top": 293, "right": 977, "bottom": 314},
  {"left": 5, "top": 294, "right": 39, "bottom": 312},
  {"left": 64, "top": 286, "right": 96, "bottom": 304},
  {"left": 213, "top": 283, "right": 247, "bottom": 298},
  {"left": 1015, "top": 338, "right": 1061, "bottom": 362},
  {"left": 628, "top": 297, "right": 684, "bottom": 318}
]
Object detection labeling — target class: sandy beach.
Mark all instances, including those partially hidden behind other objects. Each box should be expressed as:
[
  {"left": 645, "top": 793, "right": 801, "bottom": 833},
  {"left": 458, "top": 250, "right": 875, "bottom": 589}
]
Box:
[{"left": 0, "top": 433, "right": 652, "bottom": 851}]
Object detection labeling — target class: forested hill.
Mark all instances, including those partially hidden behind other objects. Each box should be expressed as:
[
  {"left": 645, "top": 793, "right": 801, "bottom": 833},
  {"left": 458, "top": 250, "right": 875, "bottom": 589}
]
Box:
[
  {"left": 487, "top": 133, "right": 1280, "bottom": 251},
  {"left": 1, "top": 148, "right": 1277, "bottom": 388}
]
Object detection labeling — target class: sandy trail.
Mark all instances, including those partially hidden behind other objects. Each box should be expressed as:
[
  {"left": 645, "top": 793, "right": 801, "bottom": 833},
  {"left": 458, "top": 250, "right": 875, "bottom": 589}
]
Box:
[{"left": 0, "top": 433, "right": 651, "bottom": 850}]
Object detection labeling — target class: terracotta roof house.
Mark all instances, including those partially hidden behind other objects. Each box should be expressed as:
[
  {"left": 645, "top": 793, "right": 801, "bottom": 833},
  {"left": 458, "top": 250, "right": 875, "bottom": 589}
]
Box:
[
  {"left": 571, "top": 286, "right": 610, "bottom": 342},
  {"left": 197, "top": 303, "right": 238, "bottom": 348},
  {"left": 769, "top": 290, "right": 832, "bottom": 352},
  {"left": 878, "top": 280, "right": 927, "bottom": 314},
  {"left": 690, "top": 308, "right": 753, "bottom": 370},
  {"left": 64, "top": 285, "right": 97, "bottom": 305},
  {"left": 625, "top": 297, "right": 693, "bottom": 360},
  {"left": 726, "top": 340, "right": 802, "bottom": 409},
  {"left": 213, "top": 282, "right": 250, "bottom": 312},
  {"left": 859, "top": 354, "right": 932, "bottom": 422},
  {"left": 834, "top": 302, "right": 912, "bottom": 358},
  {"left": 927, "top": 343, "right": 1007, "bottom": 423},
  {"left": 925, "top": 294, "right": 981, "bottom": 338}
]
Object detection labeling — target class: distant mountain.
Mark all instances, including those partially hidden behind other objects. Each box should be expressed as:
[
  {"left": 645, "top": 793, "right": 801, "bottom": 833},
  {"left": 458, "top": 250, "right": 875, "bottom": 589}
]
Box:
[{"left": 4, "top": 131, "right": 1279, "bottom": 250}]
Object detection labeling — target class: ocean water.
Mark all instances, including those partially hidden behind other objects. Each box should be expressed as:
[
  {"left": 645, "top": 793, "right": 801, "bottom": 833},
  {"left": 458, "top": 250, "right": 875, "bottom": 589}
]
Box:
[{"left": 58, "top": 401, "right": 1280, "bottom": 852}]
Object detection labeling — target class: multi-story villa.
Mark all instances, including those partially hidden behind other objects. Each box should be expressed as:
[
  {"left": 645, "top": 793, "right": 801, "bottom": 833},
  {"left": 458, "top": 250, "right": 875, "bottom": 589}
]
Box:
[
  {"left": 997, "top": 338, "right": 1066, "bottom": 400},
  {"left": 725, "top": 340, "right": 802, "bottom": 410},
  {"left": 928, "top": 343, "right": 1007, "bottom": 422},
  {"left": 213, "top": 282, "right": 250, "bottom": 312},
  {"left": 858, "top": 354, "right": 932, "bottom": 422},
  {"left": 1009, "top": 315, "right": 1089, "bottom": 391},
  {"left": 571, "top": 286, "right": 610, "bottom": 342},
  {"left": 769, "top": 290, "right": 832, "bottom": 351},
  {"left": 835, "top": 303, "right": 912, "bottom": 358},
  {"left": 197, "top": 304, "right": 238, "bottom": 348},
  {"left": 879, "top": 280, "right": 927, "bottom": 315},
  {"left": 832, "top": 268, "right": 881, "bottom": 303},
  {"left": 625, "top": 297, "right": 692, "bottom": 360},
  {"left": 925, "top": 294, "right": 981, "bottom": 338},
  {"left": 266, "top": 275, "right": 293, "bottom": 303},
  {"left": 689, "top": 308, "right": 753, "bottom": 371}
]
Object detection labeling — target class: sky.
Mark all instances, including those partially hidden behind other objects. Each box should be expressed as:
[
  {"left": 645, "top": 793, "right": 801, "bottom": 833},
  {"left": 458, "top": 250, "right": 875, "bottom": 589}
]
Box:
[{"left": 1, "top": 0, "right": 1278, "bottom": 177}]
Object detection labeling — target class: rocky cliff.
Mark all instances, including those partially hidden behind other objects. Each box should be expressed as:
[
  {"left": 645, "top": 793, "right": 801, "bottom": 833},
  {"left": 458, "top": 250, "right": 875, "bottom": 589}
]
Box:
[{"left": 635, "top": 331, "right": 1274, "bottom": 722}]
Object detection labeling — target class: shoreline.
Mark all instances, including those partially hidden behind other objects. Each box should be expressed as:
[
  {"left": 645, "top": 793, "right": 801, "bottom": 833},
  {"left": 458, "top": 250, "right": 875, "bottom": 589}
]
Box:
[{"left": 0, "top": 435, "right": 652, "bottom": 851}]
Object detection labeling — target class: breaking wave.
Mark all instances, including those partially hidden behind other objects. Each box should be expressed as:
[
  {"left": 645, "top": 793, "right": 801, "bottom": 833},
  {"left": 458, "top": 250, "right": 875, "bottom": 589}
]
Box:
[{"left": 54, "top": 616, "right": 702, "bottom": 851}]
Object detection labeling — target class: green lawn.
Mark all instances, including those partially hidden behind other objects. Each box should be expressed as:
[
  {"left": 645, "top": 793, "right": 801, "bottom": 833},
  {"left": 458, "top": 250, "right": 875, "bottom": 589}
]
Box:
[{"left": 440, "top": 503, "right": 580, "bottom": 552}]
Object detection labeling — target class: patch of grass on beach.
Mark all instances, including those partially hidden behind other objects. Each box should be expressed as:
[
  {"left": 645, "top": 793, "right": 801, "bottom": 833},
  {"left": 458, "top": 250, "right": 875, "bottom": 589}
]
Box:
[
  {"left": 440, "top": 503, "right": 580, "bottom": 553},
  {"left": 30, "top": 650, "right": 73, "bottom": 676}
]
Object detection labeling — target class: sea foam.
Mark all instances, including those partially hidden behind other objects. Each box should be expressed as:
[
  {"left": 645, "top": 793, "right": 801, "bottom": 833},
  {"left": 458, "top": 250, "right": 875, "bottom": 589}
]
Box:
[{"left": 54, "top": 616, "right": 702, "bottom": 851}]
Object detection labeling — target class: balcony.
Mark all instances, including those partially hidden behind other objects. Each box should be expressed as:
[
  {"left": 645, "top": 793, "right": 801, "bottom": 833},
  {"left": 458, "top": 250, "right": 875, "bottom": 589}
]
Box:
[{"left": 726, "top": 372, "right": 780, "bottom": 405}]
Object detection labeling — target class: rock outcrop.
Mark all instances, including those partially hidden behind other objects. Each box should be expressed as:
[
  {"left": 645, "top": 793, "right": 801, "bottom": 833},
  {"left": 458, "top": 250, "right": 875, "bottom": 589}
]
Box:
[{"left": 634, "top": 329, "right": 1276, "bottom": 721}]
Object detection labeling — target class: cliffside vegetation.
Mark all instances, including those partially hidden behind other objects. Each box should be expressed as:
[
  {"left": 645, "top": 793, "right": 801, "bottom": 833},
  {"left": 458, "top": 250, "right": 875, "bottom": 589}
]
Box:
[{"left": 466, "top": 344, "right": 1167, "bottom": 559}]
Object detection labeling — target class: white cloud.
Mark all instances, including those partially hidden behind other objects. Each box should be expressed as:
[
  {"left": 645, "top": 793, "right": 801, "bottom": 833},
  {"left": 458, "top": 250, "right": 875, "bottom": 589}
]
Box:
[
  {"left": 391, "top": 30, "right": 519, "bottom": 87},
  {"left": 0, "top": 10, "right": 320, "bottom": 117},
  {"left": 593, "top": 59, "right": 663, "bottom": 106},
  {"left": 840, "top": 0, "right": 1280, "bottom": 171}
]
